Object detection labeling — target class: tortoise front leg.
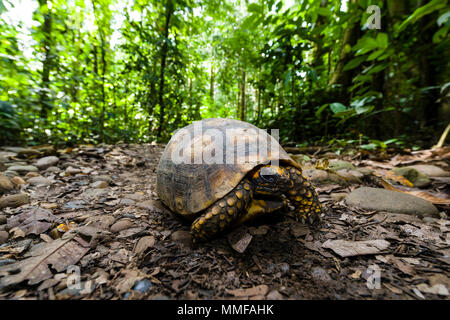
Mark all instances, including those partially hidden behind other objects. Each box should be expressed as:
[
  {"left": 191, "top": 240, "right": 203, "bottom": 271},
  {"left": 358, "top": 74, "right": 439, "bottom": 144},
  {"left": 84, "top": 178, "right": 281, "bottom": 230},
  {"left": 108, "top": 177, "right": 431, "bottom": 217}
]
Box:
[
  {"left": 191, "top": 178, "right": 253, "bottom": 242},
  {"left": 284, "top": 166, "right": 322, "bottom": 224}
]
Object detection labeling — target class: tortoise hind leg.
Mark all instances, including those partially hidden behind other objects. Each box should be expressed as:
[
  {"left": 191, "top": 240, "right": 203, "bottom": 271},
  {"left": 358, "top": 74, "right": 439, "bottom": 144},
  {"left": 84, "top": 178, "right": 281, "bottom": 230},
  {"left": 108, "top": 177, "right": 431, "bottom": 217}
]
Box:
[{"left": 191, "top": 178, "right": 253, "bottom": 242}]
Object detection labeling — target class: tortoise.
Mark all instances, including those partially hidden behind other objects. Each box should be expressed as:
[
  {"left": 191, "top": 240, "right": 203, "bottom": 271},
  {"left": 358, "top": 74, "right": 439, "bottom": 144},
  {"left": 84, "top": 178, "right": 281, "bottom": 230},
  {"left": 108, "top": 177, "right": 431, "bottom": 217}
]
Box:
[{"left": 156, "top": 118, "right": 322, "bottom": 242}]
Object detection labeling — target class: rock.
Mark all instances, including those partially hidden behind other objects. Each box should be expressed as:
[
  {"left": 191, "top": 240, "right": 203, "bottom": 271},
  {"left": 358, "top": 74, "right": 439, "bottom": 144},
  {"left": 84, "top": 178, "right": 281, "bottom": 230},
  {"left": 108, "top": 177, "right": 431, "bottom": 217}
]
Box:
[
  {"left": 266, "top": 290, "right": 284, "bottom": 300},
  {"left": 0, "top": 230, "right": 8, "bottom": 244},
  {"left": 329, "top": 160, "right": 355, "bottom": 171},
  {"left": 25, "top": 172, "right": 40, "bottom": 179},
  {"left": 10, "top": 176, "right": 26, "bottom": 187},
  {"left": 136, "top": 200, "right": 161, "bottom": 212},
  {"left": 110, "top": 219, "right": 133, "bottom": 233},
  {"left": 27, "top": 176, "right": 51, "bottom": 186},
  {"left": 0, "top": 215, "right": 6, "bottom": 224},
  {"left": 90, "top": 180, "right": 108, "bottom": 188},
  {"left": 304, "top": 169, "right": 347, "bottom": 185},
  {"left": 171, "top": 230, "right": 191, "bottom": 243},
  {"left": 331, "top": 193, "right": 347, "bottom": 202},
  {"left": 85, "top": 215, "right": 115, "bottom": 229},
  {"left": 82, "top": 188, "right": 109, "bottom": 199},
  {"left": 133, "top": 279, "right": 153, "bottom": 293},
  {"left": 0, "top": 193, "right": 30, "bottom": 209},
  {"left": 7, "top": 165, "right": 38, "bottom": 174},
  {"left": 409, "top": 165, "right": 450, "bottom": 177},
  {"left": 35, "top": 156, "right": 59, "bottom": 169},
  {"left": 16, "top": 148, "right": 41, "bottom": 158},
  {"left": 335, "top": 169, "right": 363, "bottom": 184},
  {"left": 392, "top": 167, "right": 431, "bottom": 187},
  {"left": 91, "top": 175, "right": 113, "bottom": 184},
  {"left": 124, "top": 193, "right": 146, "bottom": 201},
  {"left": 65, "top": 166, "right": 81, "bottom": 175},
  {"left": 35, "top": 145, "right": 56, "bottom": 156},
  {"left": 356, "top": 167, "right": 374, "bottom": 176},
  {"left": 118, "top": 198, "right": 136, "bottom": 206},
  {"left": 311, "top": 267, "right": 332, "bottom": 282},
  {"left": 46, "top": 166, "right": 61, "bottom": 173},
  {"left": 0, "top": 173, "right": 14, "bottom": 193},
  {"left": 3, "top": 171, "right": 18, "bottom": 177},
  {"left": 63, "top": 200, "right": 86, "bottom": 209},
  {"left": 345, "top": 187, "right": 439, "bottom": 217}
]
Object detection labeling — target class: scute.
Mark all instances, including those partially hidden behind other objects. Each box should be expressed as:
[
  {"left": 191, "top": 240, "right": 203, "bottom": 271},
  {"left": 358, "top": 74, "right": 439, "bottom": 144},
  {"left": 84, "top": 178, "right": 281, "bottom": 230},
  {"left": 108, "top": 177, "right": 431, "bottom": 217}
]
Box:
[{"left": 156, "top": 118, "right": 300, "bottom": 218}]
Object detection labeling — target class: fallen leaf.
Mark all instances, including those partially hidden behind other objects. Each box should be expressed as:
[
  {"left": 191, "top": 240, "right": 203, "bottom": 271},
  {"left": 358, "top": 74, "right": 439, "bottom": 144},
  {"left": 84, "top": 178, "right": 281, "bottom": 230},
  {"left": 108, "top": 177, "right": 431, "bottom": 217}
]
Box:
[
  {"left": 133, "top": 236, "right": 155, "bottom": 255},
  {"left": 228, "top": 228, "right": 253, "bottom": 253},
  {"left": 226, "top": 284, "right": 269, "bottom": 298},
  {"left": 379, "top": 178, "right": 450, "bottom": 204},
  {"left": 322, "top": 239, "right": 390, "bottom": 257},
  {"left": 0, "top": 236, "right": 89, "bottom": 288},
  {"left": 7, "top": 206, "right": 59, "bottom": 236},
  {"left": 416, "top": 283, "right": 448, "bottom": 296}
]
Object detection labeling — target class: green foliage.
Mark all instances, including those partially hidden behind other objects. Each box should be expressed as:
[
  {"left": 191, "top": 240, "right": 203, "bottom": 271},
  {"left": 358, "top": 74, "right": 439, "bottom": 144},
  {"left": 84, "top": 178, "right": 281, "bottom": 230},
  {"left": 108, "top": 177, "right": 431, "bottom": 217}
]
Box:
[{"left": 0, "top": 0, "right": 448, "bottom": 147}]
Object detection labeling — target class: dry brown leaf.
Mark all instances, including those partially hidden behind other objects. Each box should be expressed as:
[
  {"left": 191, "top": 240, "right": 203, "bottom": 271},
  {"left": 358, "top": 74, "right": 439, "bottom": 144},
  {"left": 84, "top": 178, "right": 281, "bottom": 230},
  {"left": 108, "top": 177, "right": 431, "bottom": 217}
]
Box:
[
  {"left": 0, "top": 236, "right": 89, "bottom": 289},
  {"left": 226, "top": 284, "right": 269, "bottom": 298},
  {"left": 322, "top": 239, "right": 390, "bottom": 257},
  {"left": 7, "top": 206, "right": 59, "bottom": 236}
]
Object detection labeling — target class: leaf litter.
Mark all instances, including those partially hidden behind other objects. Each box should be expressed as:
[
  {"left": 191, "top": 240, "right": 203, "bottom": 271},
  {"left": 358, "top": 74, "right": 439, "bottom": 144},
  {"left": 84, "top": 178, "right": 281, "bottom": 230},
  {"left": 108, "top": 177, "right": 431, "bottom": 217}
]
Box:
[{"left": 0, "top": 144, "right": 448, "bottom": 300}]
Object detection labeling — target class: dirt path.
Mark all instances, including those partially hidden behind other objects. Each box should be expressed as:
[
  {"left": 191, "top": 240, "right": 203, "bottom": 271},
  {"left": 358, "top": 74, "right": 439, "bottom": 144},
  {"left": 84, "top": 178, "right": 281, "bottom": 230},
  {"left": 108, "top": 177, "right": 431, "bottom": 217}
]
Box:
[{"left": 0, "top": 144, "right": 449, "bottom": 300}]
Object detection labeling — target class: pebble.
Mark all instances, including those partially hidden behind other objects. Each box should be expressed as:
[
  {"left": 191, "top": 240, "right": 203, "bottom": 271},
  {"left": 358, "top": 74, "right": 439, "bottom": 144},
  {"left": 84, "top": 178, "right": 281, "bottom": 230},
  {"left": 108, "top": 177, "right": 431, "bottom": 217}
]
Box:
[
  {"left": 409, "top": 165, "right": 450, "bottom": 177},
  {"left": 10, "top": 176, "right": 26, "bottom": 186},
  {"left": 133, "top": 279, "right": 153, "bottom": 293},
  {"left": 345, "top": 187, "right": 439, "bottom": 217},
  {"left": 4, "top": 171, "right": 18, "bottom": 177},
  {"left": 90, "top": 180, "right": 108, "bottom": 189},
  {"left": 0, "top": 230, "right": 8, "bottom": 244},
  {"left": 27, "top": 176, "right": 51, "bottom": 186},
  {"left": 266, "top": 290, "right": 284, "bottom": 300},
  {"left": 35, "top": 156, "right": 59, "bottom": 169},
  {"left": 328, "top": 160, "right": 355, "bottom": 171},
  {"left": 0, "top": 193, "right": 30, "bottom": 209},
  {"left": 311, "top": 267, "right": 332, "bottom": 282},
  {"left": 331, "top": 193, "right": 347, "bottom": 202},
  {"left": 171, "top": 230, "right": 191, "bottom": 242},
  {"left": 7, "top": 165, "right": 38, "bottom": 174},
  {"left": 392, "top": 167, "right": 430, "bottom": 187},
  {"left": 0, "top": 173, "right": 14, "bottom": 193},
  {"left": 65, "top": 166, "right": 81, "bottom": 175},
  {"left": 0, "top": 215, "right": 6, "bottom": 224},
  {"left": 16, "top": 148, "right": 41, "bottom": 158},
  {"left": 110, "top": 219, "right": 133, "bottom": 233},
  {"left": 91, "top": 175, "right": 113, "bottom": 184}
]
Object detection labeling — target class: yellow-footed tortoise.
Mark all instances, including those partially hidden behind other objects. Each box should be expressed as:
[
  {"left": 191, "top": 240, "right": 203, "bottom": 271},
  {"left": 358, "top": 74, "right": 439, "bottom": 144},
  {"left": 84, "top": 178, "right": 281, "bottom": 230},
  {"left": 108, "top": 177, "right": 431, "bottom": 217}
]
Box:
[{"left": 156, "top": 118, "right": 322, "bottom": 242}]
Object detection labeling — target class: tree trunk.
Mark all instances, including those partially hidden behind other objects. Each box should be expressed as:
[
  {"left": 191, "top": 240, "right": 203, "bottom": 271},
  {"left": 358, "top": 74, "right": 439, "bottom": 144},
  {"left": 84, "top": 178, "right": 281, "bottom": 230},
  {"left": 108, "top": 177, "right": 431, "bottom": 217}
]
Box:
[
  {"left": 38, "top": 0, "right": 53, "bottom": 120},
  {"left": 210, "top": 65, "right": 214, "bottom": 103},
  {"left": 328, "top": 0, "right": 359, "bottom": 96},
  {"left": 157, "top": 1, "right": 174, "bottom": 138},
  {"left": 240, "top": 70, "right": 246, "bottom": 121}
]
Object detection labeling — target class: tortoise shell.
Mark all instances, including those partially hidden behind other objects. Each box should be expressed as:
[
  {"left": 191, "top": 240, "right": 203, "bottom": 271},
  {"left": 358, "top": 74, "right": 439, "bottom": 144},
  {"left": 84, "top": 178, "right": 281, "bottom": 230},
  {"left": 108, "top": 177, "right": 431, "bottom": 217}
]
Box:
[{"left": 156, "top": 118, "right": 300, "bottom": 219}]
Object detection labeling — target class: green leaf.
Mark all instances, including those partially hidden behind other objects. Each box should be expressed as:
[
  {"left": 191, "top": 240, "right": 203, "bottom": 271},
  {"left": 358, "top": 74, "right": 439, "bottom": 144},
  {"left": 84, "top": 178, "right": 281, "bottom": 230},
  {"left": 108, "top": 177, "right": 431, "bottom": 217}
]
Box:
[
  {"left": 437, "top": 10, "right": 450, "bottom": 26},
  {"left": 315, "top": 104, "right": 329, "bottom": 118},
  {"left": 317, "top": 7, "right": 332, "bottom": 16},
  {"left": 329, "top": 102, "right": 347, "bottom": 114},
  {"left": 366, "top": 49, "right": 385, "bottom": 61},
  {"left": 343, "top": 56, "right": 366, "bottom": 71},
  {"left": 398, "top": 0, "right": 447, "bottom": 32}
]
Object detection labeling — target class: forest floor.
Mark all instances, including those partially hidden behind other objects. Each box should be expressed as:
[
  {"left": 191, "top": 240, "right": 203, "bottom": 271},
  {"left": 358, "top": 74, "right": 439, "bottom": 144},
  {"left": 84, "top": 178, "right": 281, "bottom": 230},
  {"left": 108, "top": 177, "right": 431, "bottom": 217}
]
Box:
[{"left": 0, "top": 143, "right": 449, "bottom": 300}]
